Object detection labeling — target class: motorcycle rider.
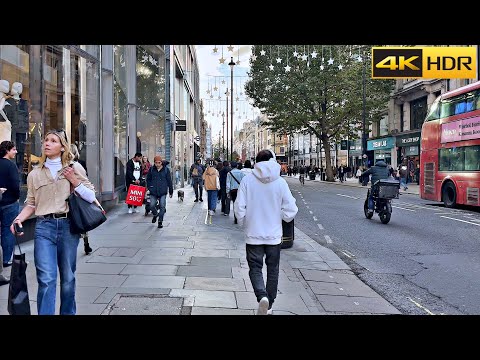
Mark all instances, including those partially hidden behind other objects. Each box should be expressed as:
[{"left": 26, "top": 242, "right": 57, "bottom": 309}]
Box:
[{"left": 362, "top": 160, "right": 390, "bottom": 216}]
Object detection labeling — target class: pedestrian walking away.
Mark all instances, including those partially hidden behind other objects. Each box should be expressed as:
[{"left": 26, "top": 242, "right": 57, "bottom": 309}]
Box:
[
  {"left": 234, "top": 149, "right": 298, "bottom": 315},
  {"left": 190, "top": 158, "right": 204, "bottom": 202},
  {"left": 226, "top": 161, "right": 246, "bottom": 224},
  {"left": 10, "top": 129, "right": 97, "bottom": 315},
  {"left": 0, "top": 140, "right": 20, "bottom": 268},
  {"left": 203, "top": 159, "right": 220, "bottom": 217},
  {"left": 146, "top": 155, "right": 173, "bottom": 229}
]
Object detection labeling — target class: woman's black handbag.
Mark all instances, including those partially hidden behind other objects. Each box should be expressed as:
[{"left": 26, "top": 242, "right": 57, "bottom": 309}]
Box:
[
  {"left": 8, "top": 235, "right": 31, "bottom": 315},
  {"left": 67, "top": 191, "right": 107, "bottom": 234}
]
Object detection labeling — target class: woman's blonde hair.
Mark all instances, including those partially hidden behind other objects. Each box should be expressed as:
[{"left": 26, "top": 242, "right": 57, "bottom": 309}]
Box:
[{"left": 39, "top": 129, "right": 74, "bottom": 167}]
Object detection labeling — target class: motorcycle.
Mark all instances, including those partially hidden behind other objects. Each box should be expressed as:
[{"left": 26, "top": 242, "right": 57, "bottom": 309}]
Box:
[{"left": 363, "top": 179, "right": 400, "bottom": 224}]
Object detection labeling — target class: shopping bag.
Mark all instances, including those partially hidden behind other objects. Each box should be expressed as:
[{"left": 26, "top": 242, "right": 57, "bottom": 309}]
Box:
[
  {"left": 125, "top": 185, "right": 146, "bottom": 206},
  {"left": 8, "top": 237, "right": 31, "bottom": 315}
]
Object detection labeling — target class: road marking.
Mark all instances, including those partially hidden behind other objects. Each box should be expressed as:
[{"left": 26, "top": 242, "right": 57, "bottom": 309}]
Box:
[
  {"left": 336, "top": 194, "right": 359, "bottom": 199},
  {"left": 317, "top": 223, "right": 324, "bottom": 230},
  {"left": 324, "top": 235, "right": 333, "bottom": 243},
  {"left": 396, "top": 202, "right": 438, "bottom": 211},
  {"left": 309, "top": 210, "right": 313, "bottom": 214},
  {"left": 313, "top": 216, "right": 318, "bottom": 221},
  {"left": 407, "top": 297, "right": 435, "bottom": 315},
  {"left": 392, "top": 205, "right": 416, "bottom": 212},
  {"left": 440, "top": 216, "right": 480, "bottom": 227},
  {"left": 341, "top": 249, "right": 355, "bottom": 258}
]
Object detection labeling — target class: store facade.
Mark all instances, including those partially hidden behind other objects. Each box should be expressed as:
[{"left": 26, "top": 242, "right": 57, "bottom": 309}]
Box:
[
  {"left": 367, "top": 136, "right": 395, "bottom": 165},
  {"left": 1, "top": 45, "right": 200, "bottom": 241}
]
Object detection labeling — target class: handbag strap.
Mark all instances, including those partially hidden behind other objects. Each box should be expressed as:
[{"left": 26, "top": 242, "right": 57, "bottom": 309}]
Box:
[
  {"left": 230, "top": 172, "right": 240, "bottom": 184},
  {"left": 13, "top": 232, "right": 23, "bottom": 255}
]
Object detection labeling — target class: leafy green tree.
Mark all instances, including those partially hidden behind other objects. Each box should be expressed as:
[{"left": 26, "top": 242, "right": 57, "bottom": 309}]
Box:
[{"left": 245, "top": 45, "right": 394, "bottom": 181}]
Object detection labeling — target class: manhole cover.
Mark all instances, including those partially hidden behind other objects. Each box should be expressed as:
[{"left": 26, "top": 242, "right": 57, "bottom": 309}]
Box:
[{"left": 104, "top": 294, "right": 190, "bottom": 315}]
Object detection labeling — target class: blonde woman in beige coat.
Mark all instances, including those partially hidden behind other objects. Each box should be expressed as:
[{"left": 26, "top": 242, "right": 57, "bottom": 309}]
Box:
[{"left": 202, "top": 160, "right": 220, "bottom": 216}]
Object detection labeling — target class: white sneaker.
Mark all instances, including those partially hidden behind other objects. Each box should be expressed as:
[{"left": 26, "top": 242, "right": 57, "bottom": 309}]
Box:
[
  {"left": 267, "top": 308, "right": 273, "bottom": 315},
  {"left": 128, "top": 208, "right": 133, "bottom": 214},
  {"left": 208, "top": 210, "right": 214, "bottom": 216},
  {"left": 256, "top": 297, "right": 269, "bottom": 315},
  {"left": 134, "top": 208, "right": 140, "bottom": 213}
]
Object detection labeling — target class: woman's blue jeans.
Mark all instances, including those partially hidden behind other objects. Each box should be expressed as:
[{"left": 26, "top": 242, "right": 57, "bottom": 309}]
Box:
[
  {"left": 207, "top": 190, "right": 218, "bottom": 211},
  {"left": 34, "top": 217, "right": 80, "bottom": 315},
  {"left": 0, "top": 201, "right": 19, "bottom": 264}
]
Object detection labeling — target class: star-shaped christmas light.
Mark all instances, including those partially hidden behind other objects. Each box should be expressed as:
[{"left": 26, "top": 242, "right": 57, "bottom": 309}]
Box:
[
  {"left": 228, "top": 45, "right": 234, "bottom": 52},
  {"left": 320, "top": 65, "right": 324, "bottom": 70},
  {"left": 219, "top": 57, "right": 225, "bottom": 64},
  {"left": 276, "top": 57, "right": 282, "bottom": 63},
  {"left": 328, "top": 58, "right": 334, "bottom": 65},
  {"left": 260, "top": 50, "right": 266, "bottom": 56},
  {"left": 285, "top": 65, "right": 291, "bottom": 72},
  {"left": 357, "top": 55, "right": 363, "bottom": 62},
  {"left": 293, "top": 51, "right": 298, "bottom": 57},
  {"left": 338, "top": 64, "right": 343, "bottom": 70},
  {"left": 206, "top": 89, "right": 210, "bottom": 94},
  {"left": 210, "top": 94, "right": 213, "bottom": 98},
  {"left": 218, "top": 96, "right": 221, "bottom": 100},
  {"left": 221, "top": 80, "right": 225, "bottom": 84},
  {"left": 301, "top": 54, "right": 308, "bottom": 61},
  {"left": 236, "top": 60, "right": 241, "bottom": 65},
  {"left": 213, "top": 46, "right": 218, "bottom": 53},
  {"left": 311, "top": 51, "right": 318, "bottom": 58},
  {"left": 142, "top": 55, "right": 149, "bottom": 62},
  {"left": 214, "top": 86, "right": 218, "bottom": 91},
  {"left": 269, "top": 64, "right": 274, "bottom": 70},
  {"left": 251, "top": 54, "right": 257, "bottom": 61}
]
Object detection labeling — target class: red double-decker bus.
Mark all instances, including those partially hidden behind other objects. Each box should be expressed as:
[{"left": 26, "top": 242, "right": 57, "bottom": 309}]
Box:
[{"left": 420, "top": 81, "right": 480, "bottom": 208}]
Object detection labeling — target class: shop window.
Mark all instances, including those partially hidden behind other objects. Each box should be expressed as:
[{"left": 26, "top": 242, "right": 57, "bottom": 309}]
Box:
[
  {"left": 136, "top": 45, "right": 166, "bottom": 163},
  {"left": 114, "top": 45, "right": 128, "bottom": 189},
  {"left": 410, "top": 96, "right": 428, "bottom": 130},
  {"left": 69, "top": 49, "right": 100, "bottom": 191}
]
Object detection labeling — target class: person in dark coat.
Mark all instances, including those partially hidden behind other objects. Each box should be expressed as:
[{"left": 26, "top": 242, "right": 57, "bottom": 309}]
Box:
[
  {"left": 146, "top": 155, "right": 173, "bottom": 228},
  {"left": 362, "top": 160, "right": 390, "bottom": 214}
]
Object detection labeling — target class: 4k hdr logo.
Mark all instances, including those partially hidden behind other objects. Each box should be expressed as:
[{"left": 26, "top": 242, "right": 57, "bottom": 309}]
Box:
[{"left": 372, "top": 47, "right": 477, "bottom": 79}]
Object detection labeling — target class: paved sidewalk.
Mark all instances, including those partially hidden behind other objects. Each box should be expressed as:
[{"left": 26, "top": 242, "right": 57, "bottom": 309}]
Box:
[
  {"left": 0, "top": 185, "right": 400, "bottom": 315},
  {"left": 293, "top": 174, "right": 420, "bottom": 196}
]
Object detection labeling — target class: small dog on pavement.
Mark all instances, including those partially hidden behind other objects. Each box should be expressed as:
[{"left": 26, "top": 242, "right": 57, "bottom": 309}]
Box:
[{"left": 177, "top": 190, "right": 184, "bottom": 202}]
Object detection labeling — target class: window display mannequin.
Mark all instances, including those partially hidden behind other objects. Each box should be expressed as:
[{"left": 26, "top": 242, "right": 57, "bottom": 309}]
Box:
[
  {"left": 0, "top": 79, "right": 12, "bottom": 142},
  {"left": 5, "top": 82, "right": 29, "bottom": 173}
]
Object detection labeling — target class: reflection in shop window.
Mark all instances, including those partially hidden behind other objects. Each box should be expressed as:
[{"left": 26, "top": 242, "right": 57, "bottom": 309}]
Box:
[
  {"left": 136, "top": 45, "right": 166, "bottom": 163},
  {"left": 69, "top": 50, "right": 100, "bottom": 190},
  {"left": 114, "top": 45, "right": 128, "bottom": 189}
]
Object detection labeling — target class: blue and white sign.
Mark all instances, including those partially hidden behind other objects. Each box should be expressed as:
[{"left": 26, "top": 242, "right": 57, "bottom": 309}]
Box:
[{"left": 367, "top": 137, "right": 395, "bottom": 151}]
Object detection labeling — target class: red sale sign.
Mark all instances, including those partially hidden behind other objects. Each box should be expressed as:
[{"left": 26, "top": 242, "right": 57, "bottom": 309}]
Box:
[{"left": 125, "top": 185, "right": 146, "bottom": 206}]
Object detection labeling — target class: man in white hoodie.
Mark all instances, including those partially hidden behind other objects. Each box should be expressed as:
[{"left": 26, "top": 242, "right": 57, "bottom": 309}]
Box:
[{"left": 234, "top": 149, "right": 298, "bottom": 315}]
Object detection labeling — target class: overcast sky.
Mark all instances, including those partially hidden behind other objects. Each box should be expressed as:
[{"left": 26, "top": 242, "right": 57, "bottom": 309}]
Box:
[{"left": 195, "top": 45, "right": 260, "bottom": 141}]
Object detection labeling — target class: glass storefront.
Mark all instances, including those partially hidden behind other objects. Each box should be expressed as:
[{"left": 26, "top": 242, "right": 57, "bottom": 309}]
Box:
[
  {"left": 0, "top": 45, "right": 100, "bottom": 208},
  {"left": 136, "top": 45, "right": 166, "bottom": 163},
  {"left": 113, "top": 45, "right": 128, "bottom": 190}
]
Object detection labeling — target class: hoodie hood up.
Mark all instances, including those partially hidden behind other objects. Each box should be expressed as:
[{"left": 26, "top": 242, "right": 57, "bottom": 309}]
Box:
[{"left": 253, "top": 160, "right": 281, "bottom": 184}]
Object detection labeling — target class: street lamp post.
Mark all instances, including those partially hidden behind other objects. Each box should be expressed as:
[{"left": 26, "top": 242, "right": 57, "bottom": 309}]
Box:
[
  {"left": 361, "top": 50, "right": 367, "bottom": 168},
  {"left": 222, "top": 110, "right": 226, "bottom": 159},
  {"left": 225, "top": 88, "right": 229, "bottom": 163},
  {"left": 229, "top": 57, "right": 235, "bottom": 161}
]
